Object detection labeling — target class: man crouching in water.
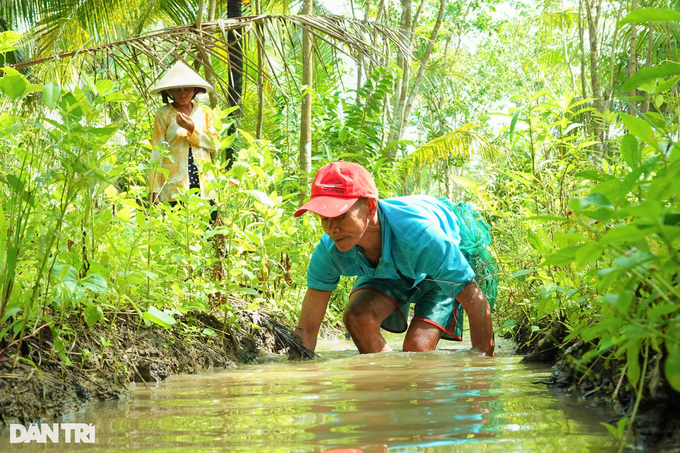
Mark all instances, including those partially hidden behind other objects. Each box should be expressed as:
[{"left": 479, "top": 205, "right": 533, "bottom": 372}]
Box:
[{"left": 290, "top": 161, "right": 494, "bottom": 358}]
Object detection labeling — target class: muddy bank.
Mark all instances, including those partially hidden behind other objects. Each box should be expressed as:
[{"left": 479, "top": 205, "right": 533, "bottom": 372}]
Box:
[
  {"left": 0, "top": 297, "right": 309, "bottom": 425},
  {"left": 512, "top": 320, "right": 680, "bottom": 450}
]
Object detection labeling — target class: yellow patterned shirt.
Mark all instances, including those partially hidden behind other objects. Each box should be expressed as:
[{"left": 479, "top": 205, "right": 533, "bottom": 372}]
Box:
[{"left": 149, "top": 103, "right": 218, "bottom": 202}]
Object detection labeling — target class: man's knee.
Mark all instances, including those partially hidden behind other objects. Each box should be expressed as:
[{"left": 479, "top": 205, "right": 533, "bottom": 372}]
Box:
[
  {"left": 402, "top": 336, "right": 437, "bottom": 352},
  {"left": 343, "top": 290, "right": 393, "bottom": 333},
  {"left": 403, "top": 319, "right": 441, "bottom": 352},
  {"left": 343, "top": 303, "right": 373, "bottom": 333}
]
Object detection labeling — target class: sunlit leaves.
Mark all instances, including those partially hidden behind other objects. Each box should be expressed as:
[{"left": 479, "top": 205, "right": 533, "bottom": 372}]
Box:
[
  {"left": 600, "top": 224, "right": 653, "bottom": 245},
  {"left": 0, "top": 71, "right": 27, "bottom": 100},
  {"left": 95, "top": 79, "right": 115, "bottom": 96},
  {"left": 620, "top": 114, "right": 659, "bottom": 151},
  {"left": 0, "top": 31, "right": 21, "bottom": 53},
  {"left": 620, "top": 134, "right": 641, "bottom": 169},
  {"left": 80, "top": 274, "right": 108, "bottom": 293},
  {"left": 541, "top": 246, "right": 580, "bottom": 266},
  {"left": 247, "top": 189, "right": 276, "bottom": 207},
  {"left": 42, "top": 82, "right": 62, "bottom": 108},
  {"left": 580, "top": 193, "right": 614, "bottom": 210},
  {"left": 60, "top": 92, "right": 84, "bottom": 120},
  {"left": 574, "top": 245, "right": 604, "bottom": 268},
  {"left": 104, "top": 185, "right": 119, "bottom": 197},
  {"left": 116, "top": 208, "right": 132, "bottom": 221},
  {"left": 407, "top": 123, "right": 499, "bottom": 169},
  {"left": 143, "top": 306, "right": 176, "bottom": 329},
  {"left": 509, "top": 109, "right": 520, "bottom": 141},
  {"left": 619, "top": 8, "right": 680, "bottom": 26},
  {"left": 504, "top": 171, "right": 536, "bottom": 188},
  {"left": 621, "top": 63, "right": 680, "bottom": 92}
]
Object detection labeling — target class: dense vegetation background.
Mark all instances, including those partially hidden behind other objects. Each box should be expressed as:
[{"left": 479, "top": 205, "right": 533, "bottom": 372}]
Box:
[{"left": 1, "top": 0, "right": 679, "bottom": 445}]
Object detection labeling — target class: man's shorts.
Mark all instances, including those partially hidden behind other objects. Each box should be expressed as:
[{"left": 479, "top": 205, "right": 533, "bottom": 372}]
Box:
[{"left": 351, "top": 276, "right": 465, "bottom": 341}]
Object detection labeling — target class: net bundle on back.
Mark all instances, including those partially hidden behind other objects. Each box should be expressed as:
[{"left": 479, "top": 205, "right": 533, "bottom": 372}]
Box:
[{"left": 438, "top": 197, "right": 499, "bottom": 312}]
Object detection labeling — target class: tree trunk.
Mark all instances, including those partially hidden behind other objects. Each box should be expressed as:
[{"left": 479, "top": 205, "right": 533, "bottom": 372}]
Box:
[
  {"left": 667, "top": 24, "right": 677, "bottom": 115},
  {"left": 386, "top": 0, "right": 414, "bottom": 154},
  {"left": 400, "top": 0, "right": 447, "bottom": 138},
  {"left": 195, "top": 0, "right": 205, "bottom": 28},
  {"left": 224, "top": 0, "right": 243, "bottom": 166},
  {"left": 379, "top": 0, "right": 391, "bottom": 148},
  {"left": 444, "top": 160, "right": 452, "bottom": 200},
  {"left": 194, "top": 0, "right": 219, "bottom": 108},
  {"left": 562, "top": 12, "right": 575, "bottom": 91},
  {"left": 605, "top": 3, "right": 625, "bottom": 113},
  {"left": 584, "top": 0, "right": 602, "bottom": 143},
  {"left": 578, "top": 0, "right": 591, "bottom": 136},
  {"left": 351, "top": 0, "right": 366, "bottom": 103},
  {"left": 194, "top": 0, "right": 205, "bottom": 72},
  {"left": 299, "top": 0, "right": 313, "bottom": 203},
  {"left": 254, "top": 0, "right": 264, "bottom": 139},
  {"left": 643, "top": 22, "right": 653, "bottom": 113},
  {"left": 628, "top": 0, "right": 638, "bottom": 114}
]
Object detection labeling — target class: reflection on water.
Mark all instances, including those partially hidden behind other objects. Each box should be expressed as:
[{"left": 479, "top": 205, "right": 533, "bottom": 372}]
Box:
[{"left": 2, "top": 336, "right": 616, "bottom": 452}]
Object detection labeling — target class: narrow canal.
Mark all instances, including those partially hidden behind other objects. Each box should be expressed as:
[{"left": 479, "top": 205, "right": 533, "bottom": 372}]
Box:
[{"left": 3, "top": 335, "right": 618, "bottom": 452}]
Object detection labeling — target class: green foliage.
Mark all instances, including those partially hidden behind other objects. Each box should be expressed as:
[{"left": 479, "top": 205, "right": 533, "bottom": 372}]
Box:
[
  {"left": 319, "top": 66, "right": 395, "bottom": 160},
  {"left": 485, "top": 49, "right": 680, "bottom": 444},
  {"left": 601, "top": 417, "right": 628, "bottom": 443},
  {"left": 0, "top": 67, "right": 42, "bottom": 100},
  {"left": 406, "top": 123, "right": 498, "bottom": 169},
  {"left": 143, "top": 306, "right": 176, "bottom": 329},
  {"left": 0, "top": 31, "right": 21, "bottom": 54},
  {"left": 622, "top": 64, "right": 680, "bottom": 93},
  {"left": 618, "top": 8, "right": 680, "bottom": 26},
  {"left": 0, "top": 62, "right": 326, "bottom": 364}
]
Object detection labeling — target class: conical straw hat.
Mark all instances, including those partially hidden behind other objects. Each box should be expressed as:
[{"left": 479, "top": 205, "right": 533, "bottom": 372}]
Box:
[{"left": 150, "top": 61, "right": 213, "bottom": 94}]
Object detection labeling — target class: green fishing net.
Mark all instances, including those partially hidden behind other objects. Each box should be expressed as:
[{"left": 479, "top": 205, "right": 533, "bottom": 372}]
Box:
[{"left": 438, "top": 197, "right": 499, "bottom": 312}]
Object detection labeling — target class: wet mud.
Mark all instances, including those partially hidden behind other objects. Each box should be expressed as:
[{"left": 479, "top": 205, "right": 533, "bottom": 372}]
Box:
[
  {"left": 512, "top": 320, "right": 680, "bottom": 450},
  {"left": 0, "top": 297, "right": 306, "bottom": 425}
]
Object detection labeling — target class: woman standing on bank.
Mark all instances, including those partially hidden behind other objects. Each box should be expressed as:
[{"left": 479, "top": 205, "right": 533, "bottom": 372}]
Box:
[{"left": 149, "top": 61, "right": 219, "bottom": 223}]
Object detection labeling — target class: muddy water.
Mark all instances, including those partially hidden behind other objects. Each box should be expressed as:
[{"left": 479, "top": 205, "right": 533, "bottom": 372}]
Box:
[{"left": 3, "top": 336, "right": 617, "bottom": 452}]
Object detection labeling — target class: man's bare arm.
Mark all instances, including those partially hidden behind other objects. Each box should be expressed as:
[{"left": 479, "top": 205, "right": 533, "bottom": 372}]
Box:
[
  {"left": 290, "top": 288, "right": 332, "bottom": 359},
  {"left": 455, "top": 281, "right": 494, "bottom": 356}
]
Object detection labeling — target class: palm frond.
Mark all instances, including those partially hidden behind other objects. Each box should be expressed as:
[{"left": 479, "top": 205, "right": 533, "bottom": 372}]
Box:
[
  {"left": 11, "top": 15, "right": 409, "bottom": 106},
  {"left": 536, "top": 9, "right": 579, "bottom": 39},
  {"left": 406, "top": 123, "right": 499, "bottom": 169}
]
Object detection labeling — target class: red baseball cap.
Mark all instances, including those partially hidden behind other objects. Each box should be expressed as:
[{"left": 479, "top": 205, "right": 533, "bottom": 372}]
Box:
[{"left": 294, "top": 161, "right": 379, "bottom": 218}]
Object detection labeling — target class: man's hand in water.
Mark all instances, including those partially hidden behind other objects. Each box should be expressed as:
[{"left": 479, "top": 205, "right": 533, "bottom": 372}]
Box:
[
  {"left": 288, "top": 347, "right": 302, "bottom": 361},
  {"left": 289, "top": 290, "right": 330, "bottom": 360},
  {"left": 289, "top": 326, "right": 306, "bottom": 360}
]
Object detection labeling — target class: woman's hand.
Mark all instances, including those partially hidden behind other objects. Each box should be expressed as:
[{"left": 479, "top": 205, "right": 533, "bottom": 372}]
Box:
[{"left": 176, "top": 112, "right": 195, "bottom": 135}]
